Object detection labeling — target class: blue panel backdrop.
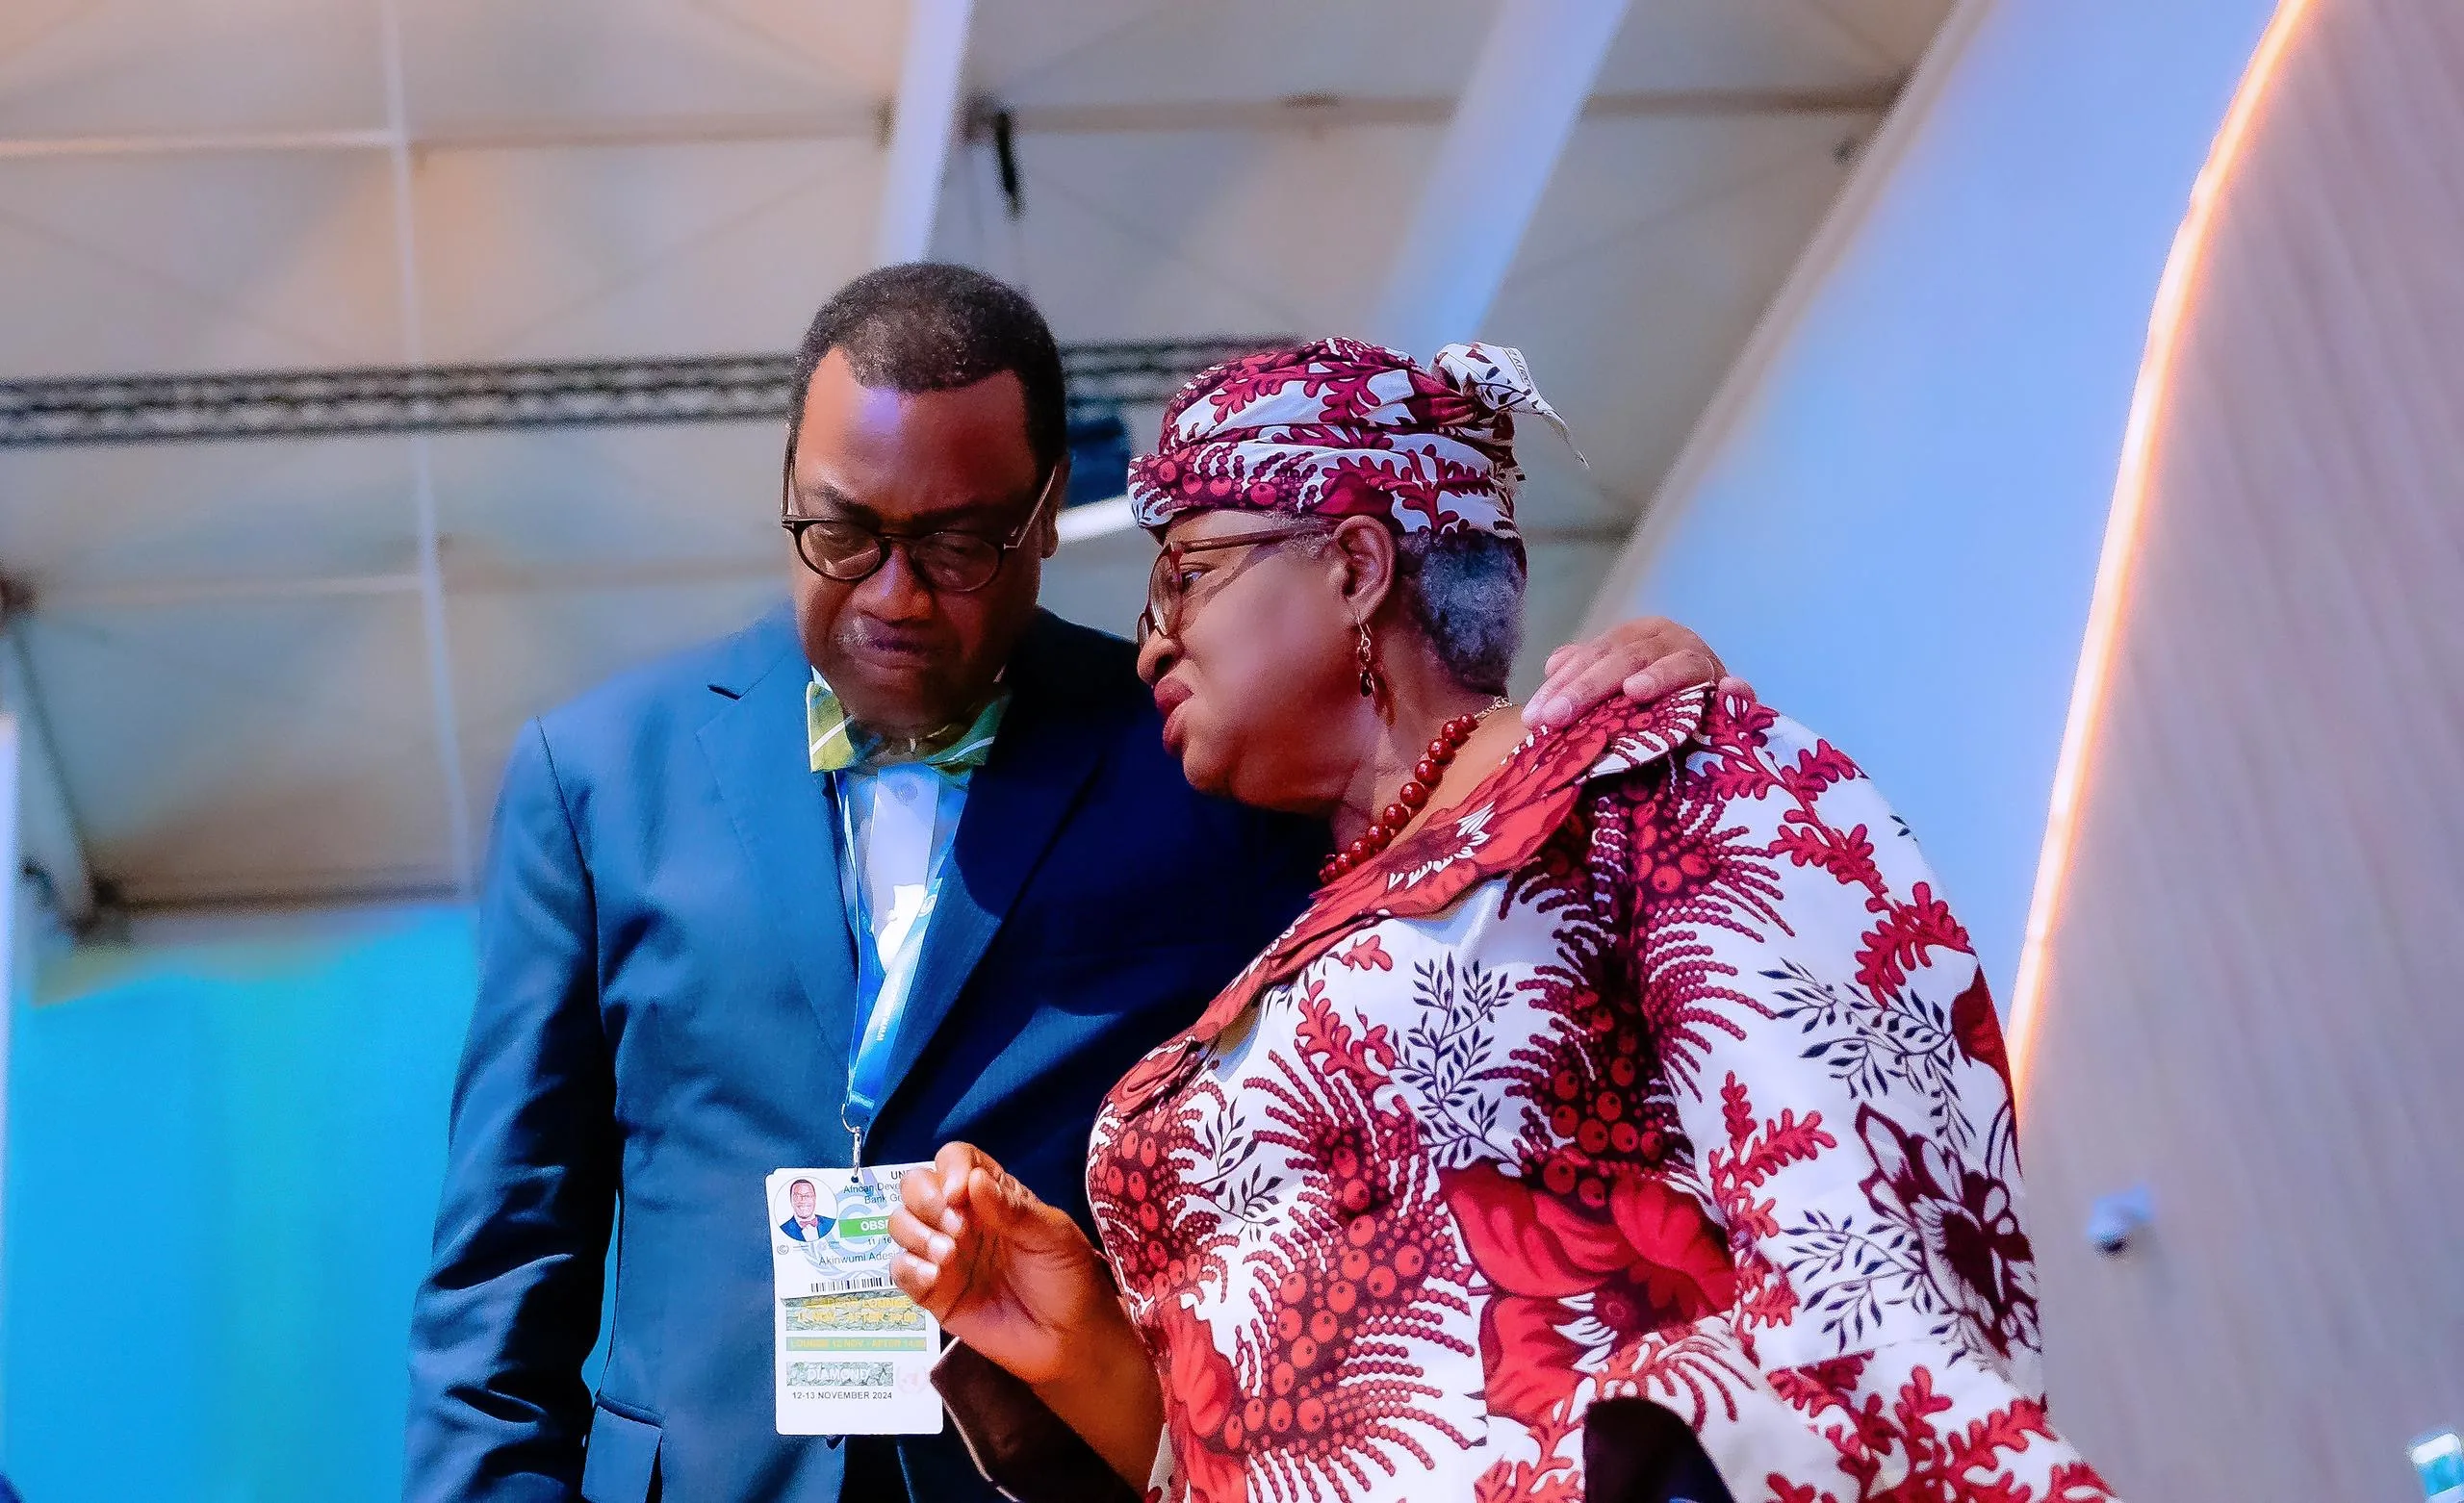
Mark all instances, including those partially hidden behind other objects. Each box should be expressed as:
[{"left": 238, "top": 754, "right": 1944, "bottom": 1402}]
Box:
[{"left": 4, "top": 905, "right": 481, "bottom": 1502}]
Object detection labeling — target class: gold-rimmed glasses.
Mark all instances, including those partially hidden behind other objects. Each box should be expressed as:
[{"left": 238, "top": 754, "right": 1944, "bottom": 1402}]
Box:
[{"left": 1135, "top": 521, "right": 1331, "bottom": 647}]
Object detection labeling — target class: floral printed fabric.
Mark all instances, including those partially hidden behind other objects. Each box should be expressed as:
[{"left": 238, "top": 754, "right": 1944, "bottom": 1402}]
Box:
[
  {"left": 1125, "top": 338, "right": 1576, "bottom": 541},
  {"left": 1088, "top": 687, "right": 2117, "bottom": 1503}
]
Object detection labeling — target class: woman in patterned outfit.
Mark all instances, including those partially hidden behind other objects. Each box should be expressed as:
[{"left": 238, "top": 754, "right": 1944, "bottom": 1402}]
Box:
[{"left": 889, "top": 340, "right": 2116, "bottom": 1503}]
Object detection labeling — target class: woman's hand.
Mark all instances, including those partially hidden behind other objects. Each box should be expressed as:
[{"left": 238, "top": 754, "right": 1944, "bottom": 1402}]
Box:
[
  {"left": 888, "top": 1142, "right": 1116, "bottom": 1388},
  {"left": 891, "top": 1143, "right": 1166, "bottom": 1486},
  {"left": 1524, "top": 616, "right": 1746, "bottom": 729}
]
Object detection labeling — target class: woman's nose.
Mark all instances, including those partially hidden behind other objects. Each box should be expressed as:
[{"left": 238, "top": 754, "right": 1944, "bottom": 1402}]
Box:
[{"left": 1134, "top": 624, "right": 1176, "bottom": 687}]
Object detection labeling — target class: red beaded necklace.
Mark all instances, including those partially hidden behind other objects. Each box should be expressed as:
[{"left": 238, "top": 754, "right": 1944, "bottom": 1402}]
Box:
[{"left": 1318, "top": 699, "right": 1513, "bottom": 885}]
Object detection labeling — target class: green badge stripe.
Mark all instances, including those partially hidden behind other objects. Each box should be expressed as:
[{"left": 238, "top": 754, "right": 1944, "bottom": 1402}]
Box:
[{"left": 785, "top": 1336, "right": 929, "bottom": 1352}]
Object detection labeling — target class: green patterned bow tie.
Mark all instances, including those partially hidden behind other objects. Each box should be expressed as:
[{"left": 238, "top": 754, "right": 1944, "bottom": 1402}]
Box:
[{"left": 808, "top": 676, "right": 1007, "bottom": 775}]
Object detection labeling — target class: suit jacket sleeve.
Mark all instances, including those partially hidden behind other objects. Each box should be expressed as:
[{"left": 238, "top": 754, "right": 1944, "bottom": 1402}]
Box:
[
  {"left": 932, "top": 1342, "right": 1145, "bottom": 1503},
  {"left": 405, "top": 721, "right": 620, "bottom": 1502}
]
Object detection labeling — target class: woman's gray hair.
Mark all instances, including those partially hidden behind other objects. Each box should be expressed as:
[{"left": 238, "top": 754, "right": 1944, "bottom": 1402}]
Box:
[{"left": 1394, "top": 529, "right": 1527, "bottom": 695}]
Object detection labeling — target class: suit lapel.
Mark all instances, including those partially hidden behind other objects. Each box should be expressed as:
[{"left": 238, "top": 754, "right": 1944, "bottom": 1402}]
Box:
[
  {"left": 697, "top": 622, "right": 860, "bottom": 1071},
  {"left": 872, "top": 624, "right": 1113, "bottom": 1113}
]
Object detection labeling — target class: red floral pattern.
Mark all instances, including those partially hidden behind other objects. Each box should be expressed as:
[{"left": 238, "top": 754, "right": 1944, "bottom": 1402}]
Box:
[
  {"left": 1089, "top": 688, "right": 2118, "bottom": 1502},
  {"left": 1126, "top": 338, "right": 1575, "bottom": 540}
]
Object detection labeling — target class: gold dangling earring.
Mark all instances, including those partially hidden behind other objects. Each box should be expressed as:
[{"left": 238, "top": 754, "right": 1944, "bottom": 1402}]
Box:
[{"left": 1355, "top": 620, "right": 1386, "bottom": 708}]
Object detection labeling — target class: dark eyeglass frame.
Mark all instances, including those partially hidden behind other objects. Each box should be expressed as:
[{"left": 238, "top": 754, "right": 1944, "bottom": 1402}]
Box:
[
  {"left": 779, "top": 437, "right": 1063, "bottom": 595},
  {"left": 1136, "top": 521, "right": 1333, "bottom": 647}
]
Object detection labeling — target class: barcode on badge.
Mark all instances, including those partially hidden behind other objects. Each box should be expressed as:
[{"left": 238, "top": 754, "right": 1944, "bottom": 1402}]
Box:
[{"left": 812, "top": 1273, "right": 892, "bottom": 1294}]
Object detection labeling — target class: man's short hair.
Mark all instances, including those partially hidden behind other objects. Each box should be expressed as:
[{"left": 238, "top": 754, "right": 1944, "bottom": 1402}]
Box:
[
  {"left": 788, "top": 263, "right": 1068, "bottom": 474},
  {"left": 789, "top": 1179, "right": 817, "bottom": 1195}
]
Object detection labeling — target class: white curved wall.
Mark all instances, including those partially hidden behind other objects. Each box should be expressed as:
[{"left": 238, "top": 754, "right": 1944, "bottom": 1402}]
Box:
[
  {"left": 2015, "top": 0, "right": 2464, "bottom": 1494},
  {"left": 1583, "top": 0, "right": 2276, "bottom": 997}
]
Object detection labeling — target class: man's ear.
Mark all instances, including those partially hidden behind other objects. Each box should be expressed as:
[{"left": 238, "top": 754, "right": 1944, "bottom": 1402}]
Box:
[
  {"left": 1036, "top": 456, "right": 1070, "bottom": 558},
  {"left": 1327, "top": 516, "right": 1399, "bottom": 623}
]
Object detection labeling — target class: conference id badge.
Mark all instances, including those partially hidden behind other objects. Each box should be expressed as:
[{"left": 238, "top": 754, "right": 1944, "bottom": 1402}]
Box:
[{"left": 766, "top": 1165, "right": 944, "bottom": 1436}]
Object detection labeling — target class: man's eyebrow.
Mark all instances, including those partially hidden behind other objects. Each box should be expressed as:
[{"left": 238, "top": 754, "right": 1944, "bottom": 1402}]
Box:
[
  {"left": 789, "top": 478, "right": 1033, "bottom": 527},
  {"left": 786, "top": 478, "right": 869, "bottom": 519}
]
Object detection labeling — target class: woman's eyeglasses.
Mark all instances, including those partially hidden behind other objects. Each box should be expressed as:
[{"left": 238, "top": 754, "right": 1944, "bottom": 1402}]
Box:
[
  {"left": 1136, "top": 522, "right": 1330, "bottom": 647},
  {"left": 780, "top": 442, "right": 1061, "bottom": 596}
]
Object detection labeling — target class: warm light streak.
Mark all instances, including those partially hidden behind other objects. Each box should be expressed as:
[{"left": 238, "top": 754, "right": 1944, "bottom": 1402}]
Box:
[{"left": 2006, "top": 0, "right": 2321, "bottom": 1106}]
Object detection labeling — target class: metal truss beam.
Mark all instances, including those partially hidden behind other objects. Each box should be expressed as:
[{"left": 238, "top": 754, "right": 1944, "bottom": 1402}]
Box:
[
  {"left": 0, "top": 340, "right": 1279, "bottom": 449},
  {"left": 0, "top": 88, "right": 1898, "bottom": 163}
]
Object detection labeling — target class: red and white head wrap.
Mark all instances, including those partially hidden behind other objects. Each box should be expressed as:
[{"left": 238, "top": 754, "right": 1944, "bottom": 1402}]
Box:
[{"left": 1127, "top": 337, "right": 1575, "bottom": 542}]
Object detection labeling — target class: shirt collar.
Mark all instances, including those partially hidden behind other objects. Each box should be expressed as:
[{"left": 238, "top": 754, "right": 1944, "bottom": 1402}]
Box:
[{"left": 808, "top": 668, "right": 1010, "bottom": 775}]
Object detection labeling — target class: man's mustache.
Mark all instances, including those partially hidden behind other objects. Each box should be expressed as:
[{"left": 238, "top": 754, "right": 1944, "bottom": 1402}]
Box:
[{"left": 834, "top": 618, "right": 958, "bottom": 659}]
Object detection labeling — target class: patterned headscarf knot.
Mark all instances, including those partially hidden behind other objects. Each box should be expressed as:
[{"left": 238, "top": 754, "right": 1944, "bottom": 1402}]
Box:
[{"left": 1127, "top": 337, "right": 1579, "bottom": 541}]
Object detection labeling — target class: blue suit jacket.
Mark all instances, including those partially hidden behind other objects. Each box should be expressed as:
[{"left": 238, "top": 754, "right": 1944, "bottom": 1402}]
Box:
[{"left": 405, "top": 608, "right": 1324, "bottom": 1502}]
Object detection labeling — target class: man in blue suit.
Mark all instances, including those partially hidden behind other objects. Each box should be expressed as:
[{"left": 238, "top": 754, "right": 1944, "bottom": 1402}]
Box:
[
  {"left": 403, "top": 264, "right": 1719, "bottom": 1503},
  {"left": 780, "top": 1179, "right": 826, "bottom": 1244}
]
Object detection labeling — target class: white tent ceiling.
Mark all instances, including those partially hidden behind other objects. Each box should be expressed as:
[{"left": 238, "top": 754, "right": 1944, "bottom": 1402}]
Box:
[{"left": 0, "top": 0, "right": 1948, "bottom": 909}]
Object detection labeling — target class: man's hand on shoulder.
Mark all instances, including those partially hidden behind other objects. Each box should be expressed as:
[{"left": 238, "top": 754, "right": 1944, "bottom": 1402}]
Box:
[{"left": 1523, "top": 617, "right": 1747, "bottom": 729}]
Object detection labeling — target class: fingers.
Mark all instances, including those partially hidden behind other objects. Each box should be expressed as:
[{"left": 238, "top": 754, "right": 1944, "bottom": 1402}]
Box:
[
  {"left": 1524, "top": 639, "right": 1609, "bottom": 728},
  {"left": 1528, "top": 643, "right": 1653, "bottom": 727},
  {"left": 887, "top": 1205, "right": 955, "bottom": 1267},
  {"left": 968, "top": 1166, "right": 1028, "bottom": 1238},
  {"left": 889, "top": 1209, "right": 959, "bottom": 1315},
  {"left": 1616, "top": 650, "right": 1720, "bottom": 708},
  {"left": 905, "top": 1141, "right": 992, "bottom": 1227},
  {"left": 888, "top": 1196, "right": 946, "bottom": 1304},
  {"left": 1527, "top": 619, "right": 1727, "bottom": 728},
  {"left": 888, "top": 1144, "right": 1065, "bottom": 1318},
  {"left": 896, "top": 1144, "right": 997, "bottom": 1315},
  {"left": 891, "top": 1248, "right": 948, "bottom": 1312},
  {"left": 893, "top": 1159, "right": 990, "bottom": 1318},
  {"left": 964, "top": 1165, "right": 1037, "bottom": 1244},
  {"left": 900, "top": 1162, "right": 945, "bottom": 1222},
  {"left": 936, "top": 1140, "right": 985, "bottom": 1198}
]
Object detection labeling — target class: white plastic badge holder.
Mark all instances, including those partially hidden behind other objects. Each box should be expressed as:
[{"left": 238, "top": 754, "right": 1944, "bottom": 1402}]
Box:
[{"left": 768, "top": 1165, "right": 945, "bottom": 1436}]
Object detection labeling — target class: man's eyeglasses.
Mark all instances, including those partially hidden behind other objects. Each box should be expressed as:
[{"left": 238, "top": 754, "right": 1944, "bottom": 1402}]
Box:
[
  {"left": 1136, "top": 522, "right": 1331, "bottom": 647},
  {"left": 780, "top": 441, "right": 1062, "bottom": 596}
]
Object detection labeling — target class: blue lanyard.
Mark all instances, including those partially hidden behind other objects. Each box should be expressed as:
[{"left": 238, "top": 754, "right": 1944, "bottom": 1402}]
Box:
[{"left": 829, "top": 769, "right": 938, "bottom": 1167}]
